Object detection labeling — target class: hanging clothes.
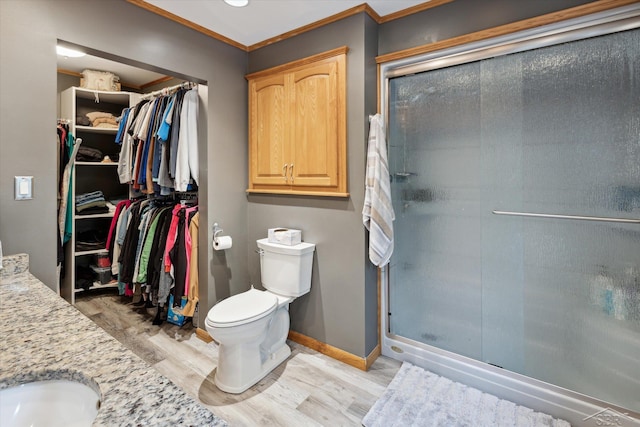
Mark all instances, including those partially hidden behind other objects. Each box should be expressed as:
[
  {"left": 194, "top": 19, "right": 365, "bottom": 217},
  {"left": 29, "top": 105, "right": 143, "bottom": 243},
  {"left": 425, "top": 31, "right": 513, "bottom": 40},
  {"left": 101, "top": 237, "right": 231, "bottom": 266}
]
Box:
[
  {"left": 112, "top": 196, "right": 199, "bottom": 319},
  {"left": 116, "top": 104, "right": 141, "bottom": 184},
  {"left": 56, "top": 123, "right": 69, "bottom": 264},
  {"left": 106, "top": 199, "right": 131, "bottom": 261},
  {"left": 175, "top": 88, "right": 199, "bottom": 191},
  {"left": 116, "top": 84, "right": 199, "bottom": 194},
  {"left": 145, "top": 206, "right": 174, "bottom": 305},
  {"left": 118, "top": 200, "right": 146, "bottom": 287},
  {"left": 168, "top": 208, "right": 188, "bottom": 306},
  {"left": 58, "top": 133, "right": 81, "bottom": 245},
  {"left": 110, "top": 82, "right": 200, "bottom": 324},
  {"left": 181, "top": 211, "right": 199, "bottom": 317}
]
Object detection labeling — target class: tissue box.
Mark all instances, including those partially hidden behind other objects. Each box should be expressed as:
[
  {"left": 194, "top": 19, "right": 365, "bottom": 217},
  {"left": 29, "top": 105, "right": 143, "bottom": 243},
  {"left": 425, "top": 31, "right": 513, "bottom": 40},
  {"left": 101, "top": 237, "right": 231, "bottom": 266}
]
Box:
[
  {"left": 167, "top": 294, "right": 188, "bottom": 326},
  {"left": 268, "top": 228, "right": 302, "bottom": 246}
]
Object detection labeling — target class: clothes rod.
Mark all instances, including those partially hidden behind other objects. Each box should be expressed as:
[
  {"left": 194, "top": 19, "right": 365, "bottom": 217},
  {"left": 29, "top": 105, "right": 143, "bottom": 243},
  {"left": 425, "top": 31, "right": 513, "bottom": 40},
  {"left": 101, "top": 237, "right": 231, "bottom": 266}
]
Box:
[
  {"left": 492, "top": 210, "right": 640, "bottom": 224},
  {"left": 140, "top": 81, "right": 196, "bottom": 100}
]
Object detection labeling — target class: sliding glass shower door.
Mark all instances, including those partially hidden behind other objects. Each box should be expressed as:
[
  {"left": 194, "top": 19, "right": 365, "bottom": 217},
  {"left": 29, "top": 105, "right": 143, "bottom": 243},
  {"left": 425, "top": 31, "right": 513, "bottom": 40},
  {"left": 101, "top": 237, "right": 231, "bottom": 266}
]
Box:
[{"left": 387, "top": 28, "right": 640, "bottom": 411}]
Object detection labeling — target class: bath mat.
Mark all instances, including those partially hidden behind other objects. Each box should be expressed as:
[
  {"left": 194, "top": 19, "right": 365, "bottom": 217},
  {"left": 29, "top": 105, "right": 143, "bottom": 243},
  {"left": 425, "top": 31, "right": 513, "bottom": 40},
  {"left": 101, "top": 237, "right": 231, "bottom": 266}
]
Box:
[{"left": 362, "top": 362, "right": 570, "bottom": 427}]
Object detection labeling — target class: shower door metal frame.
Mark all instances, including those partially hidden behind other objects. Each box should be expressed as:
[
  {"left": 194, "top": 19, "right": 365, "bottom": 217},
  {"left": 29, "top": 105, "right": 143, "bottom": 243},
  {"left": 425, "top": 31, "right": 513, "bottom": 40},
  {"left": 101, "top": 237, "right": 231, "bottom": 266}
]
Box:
[{"left": 379, "top": 5, "right": 640, "bottom": 425}]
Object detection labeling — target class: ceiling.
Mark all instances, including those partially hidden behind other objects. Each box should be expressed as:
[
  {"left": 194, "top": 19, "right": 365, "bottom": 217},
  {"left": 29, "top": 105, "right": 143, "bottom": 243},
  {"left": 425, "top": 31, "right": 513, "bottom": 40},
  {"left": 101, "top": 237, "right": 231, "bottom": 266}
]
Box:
[
  {"left": 145, "top": 0, "right": 429, "bottom": 47},
  {"left": 57, "top": 0, "right": 428, "bottom": 88}
]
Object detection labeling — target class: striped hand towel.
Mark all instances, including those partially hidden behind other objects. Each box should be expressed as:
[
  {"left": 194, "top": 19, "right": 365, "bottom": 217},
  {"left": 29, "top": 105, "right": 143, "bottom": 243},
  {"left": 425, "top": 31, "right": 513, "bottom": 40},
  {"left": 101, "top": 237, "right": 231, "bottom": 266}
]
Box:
[{"left": 363, "top": 114, "right": 395, "bottom": 267}]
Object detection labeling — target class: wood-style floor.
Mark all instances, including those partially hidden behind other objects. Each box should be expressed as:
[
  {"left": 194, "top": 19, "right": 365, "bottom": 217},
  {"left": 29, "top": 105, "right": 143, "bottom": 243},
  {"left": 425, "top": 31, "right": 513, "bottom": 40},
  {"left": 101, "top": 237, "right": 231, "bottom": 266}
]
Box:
[{"left": 75, "top": 291, "right": 401, "bottom": 426}]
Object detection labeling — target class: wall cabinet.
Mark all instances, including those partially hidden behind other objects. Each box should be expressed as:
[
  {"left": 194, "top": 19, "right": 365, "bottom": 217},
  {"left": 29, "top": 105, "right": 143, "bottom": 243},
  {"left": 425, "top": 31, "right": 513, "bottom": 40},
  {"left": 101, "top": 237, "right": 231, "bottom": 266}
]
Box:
[
  {"left": 60, "top": 87, "right": 140, "bottom": 304},
  {"left": 247, "top": 46, "right": 348, "bottom": 196}
]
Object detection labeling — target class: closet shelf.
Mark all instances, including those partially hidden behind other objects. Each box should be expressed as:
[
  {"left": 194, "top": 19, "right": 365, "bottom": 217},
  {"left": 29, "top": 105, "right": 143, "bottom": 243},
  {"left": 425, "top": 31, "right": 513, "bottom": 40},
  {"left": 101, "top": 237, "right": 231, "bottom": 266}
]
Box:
[
  {"left": 76, "top": 212, "right": 114, "bottom": 219},
  {"left": 73, "top": 87, "right": 131, "bottom": 103},
  {"left": 75, "top": 125, "right": 118, "bottom": 134},
  {"left": 75, "top": 248, "right": 108, "bottom": 256},
  {"left": 75, "top": 161, "right": 118, "bottom": 166},
  {"left": 75, "top": 281, "right": 118, "bottom": 293}
]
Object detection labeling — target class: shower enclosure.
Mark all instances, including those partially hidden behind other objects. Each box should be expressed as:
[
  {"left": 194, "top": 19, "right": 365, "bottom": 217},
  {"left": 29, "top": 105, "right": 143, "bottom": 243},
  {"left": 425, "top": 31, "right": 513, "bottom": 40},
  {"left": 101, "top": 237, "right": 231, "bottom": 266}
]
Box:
[{"left": 380, "top": 6, "right": 640, "bottom": 423}]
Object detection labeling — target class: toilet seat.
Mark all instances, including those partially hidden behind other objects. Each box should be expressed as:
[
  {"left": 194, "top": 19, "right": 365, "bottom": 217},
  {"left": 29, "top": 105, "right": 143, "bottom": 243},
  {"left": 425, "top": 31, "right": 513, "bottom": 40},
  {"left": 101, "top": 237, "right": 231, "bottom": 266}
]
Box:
[{"left": 207, "top": 288, "right": 278, "bottom": 328}]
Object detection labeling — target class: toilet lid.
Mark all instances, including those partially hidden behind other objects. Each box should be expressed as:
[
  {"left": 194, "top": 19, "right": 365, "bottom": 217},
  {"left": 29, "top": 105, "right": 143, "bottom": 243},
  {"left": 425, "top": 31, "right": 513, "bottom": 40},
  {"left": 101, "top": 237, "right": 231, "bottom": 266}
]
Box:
[{"left": 207, "top": 288, "right": 278, "bottom": 328}]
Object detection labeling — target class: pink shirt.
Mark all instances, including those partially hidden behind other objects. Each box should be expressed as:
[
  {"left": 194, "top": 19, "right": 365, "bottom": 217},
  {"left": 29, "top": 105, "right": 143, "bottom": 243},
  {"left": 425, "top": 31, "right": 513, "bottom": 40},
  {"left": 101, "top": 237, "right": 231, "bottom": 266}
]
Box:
[{"left": 163, "top": 204, "right": 183, "bottom": 273}]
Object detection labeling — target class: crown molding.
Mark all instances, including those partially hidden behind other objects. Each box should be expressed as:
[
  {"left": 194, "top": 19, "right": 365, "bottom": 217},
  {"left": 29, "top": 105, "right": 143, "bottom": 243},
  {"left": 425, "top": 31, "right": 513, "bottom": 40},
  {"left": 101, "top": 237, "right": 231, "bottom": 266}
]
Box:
[
  {"left": 126, "top": 0, "right": 249, "bottom": 51},
  {"left": 125, "top": 0, "right": 453, "bottom": 52}
]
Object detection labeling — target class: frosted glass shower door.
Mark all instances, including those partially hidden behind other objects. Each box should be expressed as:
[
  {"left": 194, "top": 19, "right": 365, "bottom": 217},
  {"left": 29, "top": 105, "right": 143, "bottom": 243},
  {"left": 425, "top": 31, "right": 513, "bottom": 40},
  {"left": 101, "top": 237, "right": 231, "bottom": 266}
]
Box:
[
  {"left": 387, "top": 29, "right": 640, "bottom": 411},
  {"left": 388, "top": 61, "right": 484, "bottom": 360}
]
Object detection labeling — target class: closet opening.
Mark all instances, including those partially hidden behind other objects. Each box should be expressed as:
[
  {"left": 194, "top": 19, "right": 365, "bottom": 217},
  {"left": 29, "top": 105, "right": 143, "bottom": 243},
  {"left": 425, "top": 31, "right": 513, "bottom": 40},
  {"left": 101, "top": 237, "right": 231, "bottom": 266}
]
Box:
[{"left": 56, "top": 41, "right": 209, "bottom": 329}]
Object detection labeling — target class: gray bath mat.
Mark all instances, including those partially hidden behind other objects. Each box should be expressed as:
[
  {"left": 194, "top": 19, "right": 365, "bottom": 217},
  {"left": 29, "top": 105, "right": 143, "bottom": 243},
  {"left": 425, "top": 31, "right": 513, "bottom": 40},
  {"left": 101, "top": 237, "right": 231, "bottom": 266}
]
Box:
[{"left": 362, "top": 362, "right": 570, "bottom": 427}]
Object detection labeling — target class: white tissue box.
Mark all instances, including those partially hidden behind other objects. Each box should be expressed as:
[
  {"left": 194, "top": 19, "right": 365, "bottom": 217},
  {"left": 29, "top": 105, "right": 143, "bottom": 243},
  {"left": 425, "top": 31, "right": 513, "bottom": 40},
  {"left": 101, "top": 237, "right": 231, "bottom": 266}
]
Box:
[{"left": 268, "top": 228, "right": 302, "bottom": 246}]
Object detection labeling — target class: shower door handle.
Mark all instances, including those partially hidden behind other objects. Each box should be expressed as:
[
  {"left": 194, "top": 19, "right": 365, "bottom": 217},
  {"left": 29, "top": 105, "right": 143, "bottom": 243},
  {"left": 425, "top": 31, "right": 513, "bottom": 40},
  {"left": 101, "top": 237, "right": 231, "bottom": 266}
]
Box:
[{"left": 492, "top": 210, "right": 640, "bottom": 224}]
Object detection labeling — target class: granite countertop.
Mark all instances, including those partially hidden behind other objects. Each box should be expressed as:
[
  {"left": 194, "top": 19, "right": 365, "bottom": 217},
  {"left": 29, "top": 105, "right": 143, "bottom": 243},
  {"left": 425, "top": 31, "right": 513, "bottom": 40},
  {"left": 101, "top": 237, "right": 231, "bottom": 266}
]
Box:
[{"left": 0, "top": 254, "right": 226, "bottom": 426}]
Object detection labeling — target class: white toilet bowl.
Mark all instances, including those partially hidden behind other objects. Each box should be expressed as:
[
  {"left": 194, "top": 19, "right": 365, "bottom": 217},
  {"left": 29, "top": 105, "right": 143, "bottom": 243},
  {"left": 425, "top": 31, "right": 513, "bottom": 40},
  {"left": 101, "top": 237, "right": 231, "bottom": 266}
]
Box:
[
  {"left": 205, "top": 239, "right": 315, "bottom": 394},
  {"left": 205, "top": 288, "right": 293, "bottom": 393}
]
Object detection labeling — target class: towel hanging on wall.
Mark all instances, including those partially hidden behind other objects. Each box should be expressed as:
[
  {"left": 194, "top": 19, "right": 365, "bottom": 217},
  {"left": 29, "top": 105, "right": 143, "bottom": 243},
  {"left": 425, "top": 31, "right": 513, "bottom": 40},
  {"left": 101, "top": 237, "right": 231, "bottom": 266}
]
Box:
[{"left": 363, "top": 113, "right": 395, "bottom": 267}]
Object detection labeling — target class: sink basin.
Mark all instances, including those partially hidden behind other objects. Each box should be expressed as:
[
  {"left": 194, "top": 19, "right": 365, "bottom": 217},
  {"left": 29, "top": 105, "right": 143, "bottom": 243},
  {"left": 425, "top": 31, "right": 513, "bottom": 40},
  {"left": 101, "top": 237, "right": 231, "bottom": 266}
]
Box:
[{"left": 0, "top": 379, "right": 101, "bottom": 427}]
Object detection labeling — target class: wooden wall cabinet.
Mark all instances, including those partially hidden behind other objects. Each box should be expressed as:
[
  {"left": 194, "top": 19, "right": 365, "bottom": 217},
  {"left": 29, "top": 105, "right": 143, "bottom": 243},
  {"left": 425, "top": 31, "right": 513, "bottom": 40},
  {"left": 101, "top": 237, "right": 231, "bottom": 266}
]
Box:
[{"left": 247, "top": 46, "right": 348, "bottom": 197}]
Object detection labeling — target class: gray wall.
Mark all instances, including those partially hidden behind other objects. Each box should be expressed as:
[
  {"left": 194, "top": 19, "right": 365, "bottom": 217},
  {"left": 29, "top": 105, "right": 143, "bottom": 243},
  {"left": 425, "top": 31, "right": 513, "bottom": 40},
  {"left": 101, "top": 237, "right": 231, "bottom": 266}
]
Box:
[
  {"left": 247, "top": 13, "right": 379, "bottom": 358},
  {"left": 0, "top": 0, "right": 248, "bottom": 329},
  {"left": 0, "top": 0, "right": 606, "bottom": 361}
]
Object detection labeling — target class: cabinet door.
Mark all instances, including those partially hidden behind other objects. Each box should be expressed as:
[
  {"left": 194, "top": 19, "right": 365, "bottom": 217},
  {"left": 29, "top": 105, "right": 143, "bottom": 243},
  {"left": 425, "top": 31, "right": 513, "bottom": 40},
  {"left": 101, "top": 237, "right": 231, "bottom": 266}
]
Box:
[
  {"left": 290, "top": 58, "right": 344, "bottom": 190},
  {"left": 249, "top": 73, "right": 291, "bottom": 186}
]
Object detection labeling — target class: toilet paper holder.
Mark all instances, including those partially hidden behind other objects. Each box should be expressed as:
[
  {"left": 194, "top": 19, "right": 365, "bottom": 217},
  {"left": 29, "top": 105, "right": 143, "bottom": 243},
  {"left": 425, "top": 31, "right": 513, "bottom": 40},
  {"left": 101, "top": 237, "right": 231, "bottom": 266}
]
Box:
[{"left": 213, "top": 223, "right": 223, "bottom": 245}]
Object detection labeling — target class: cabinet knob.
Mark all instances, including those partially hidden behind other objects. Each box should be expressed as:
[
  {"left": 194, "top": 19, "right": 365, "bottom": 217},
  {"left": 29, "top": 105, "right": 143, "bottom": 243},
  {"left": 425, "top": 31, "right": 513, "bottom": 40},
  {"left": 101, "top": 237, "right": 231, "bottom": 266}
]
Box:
[
  {"left": 289, "top": 163, "right": 294, "bottom": 183},
  {"left": 283, "top": 164, "right": 289, "bottom": 182}
]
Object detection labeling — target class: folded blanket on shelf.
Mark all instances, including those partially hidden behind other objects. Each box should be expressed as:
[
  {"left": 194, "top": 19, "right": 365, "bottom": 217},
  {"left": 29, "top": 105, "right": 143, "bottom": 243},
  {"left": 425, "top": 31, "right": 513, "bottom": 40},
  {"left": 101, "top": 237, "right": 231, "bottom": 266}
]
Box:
[
  {"left": 76, "top": 191, "right": 107, "bottom": 212},
  {"left": 76, "top": 190, "right": 105, "bottom": 203},
  {"left": 86, "top": 111, "right": 114, "bottom": 121}
]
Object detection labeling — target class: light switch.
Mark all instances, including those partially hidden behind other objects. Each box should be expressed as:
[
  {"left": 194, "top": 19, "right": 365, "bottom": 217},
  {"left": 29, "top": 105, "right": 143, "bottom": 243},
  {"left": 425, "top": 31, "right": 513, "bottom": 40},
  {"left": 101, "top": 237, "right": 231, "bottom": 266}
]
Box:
[{"left": 14, "top": 176, "right": 33, "bottom": 200}]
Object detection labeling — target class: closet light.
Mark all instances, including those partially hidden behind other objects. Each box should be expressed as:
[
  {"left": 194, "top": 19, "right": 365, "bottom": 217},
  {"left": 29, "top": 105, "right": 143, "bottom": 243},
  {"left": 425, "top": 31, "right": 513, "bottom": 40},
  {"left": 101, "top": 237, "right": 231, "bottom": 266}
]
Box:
[
  {"left": 56, "top": 46, "right": 86, "bottom": 58},
  {"left": 223, "top": 0, "right": 248, "bottom": 7}
]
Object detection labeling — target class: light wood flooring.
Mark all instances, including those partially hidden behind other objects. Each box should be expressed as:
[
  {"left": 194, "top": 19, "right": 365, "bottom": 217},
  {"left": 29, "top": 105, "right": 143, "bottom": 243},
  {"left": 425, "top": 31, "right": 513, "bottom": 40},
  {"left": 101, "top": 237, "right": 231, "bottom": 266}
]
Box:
[{"left": 74, "top": 291, "right": 401, "bottom": 426}]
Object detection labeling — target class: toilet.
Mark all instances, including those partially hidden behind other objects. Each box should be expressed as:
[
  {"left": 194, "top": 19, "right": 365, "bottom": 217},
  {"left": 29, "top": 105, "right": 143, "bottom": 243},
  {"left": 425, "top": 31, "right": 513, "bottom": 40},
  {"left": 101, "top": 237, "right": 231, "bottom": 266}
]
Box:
[{"left": 205, "top": 238, "right": 315, "bottom": 394}]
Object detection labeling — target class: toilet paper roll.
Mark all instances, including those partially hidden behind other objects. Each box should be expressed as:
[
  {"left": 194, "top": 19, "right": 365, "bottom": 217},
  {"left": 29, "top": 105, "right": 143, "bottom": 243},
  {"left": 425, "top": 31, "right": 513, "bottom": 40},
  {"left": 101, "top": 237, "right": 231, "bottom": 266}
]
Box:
[{"left": 213, "top": 235, "right": 232, "bottom": 250}]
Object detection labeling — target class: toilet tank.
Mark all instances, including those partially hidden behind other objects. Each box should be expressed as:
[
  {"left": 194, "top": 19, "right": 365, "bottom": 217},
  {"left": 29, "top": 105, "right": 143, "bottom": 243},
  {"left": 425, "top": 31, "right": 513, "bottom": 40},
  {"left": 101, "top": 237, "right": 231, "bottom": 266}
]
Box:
[{"left": 257, "top": 238, "right": 315, "bottom": 297}]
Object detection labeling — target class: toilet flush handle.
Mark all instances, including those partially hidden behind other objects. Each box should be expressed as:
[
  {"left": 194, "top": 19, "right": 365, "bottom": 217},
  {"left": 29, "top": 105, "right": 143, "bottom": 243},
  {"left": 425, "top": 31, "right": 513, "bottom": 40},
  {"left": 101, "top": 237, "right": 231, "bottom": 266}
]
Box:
[{"left": 255, "top": 248, "right": 264, "bottom": 255}]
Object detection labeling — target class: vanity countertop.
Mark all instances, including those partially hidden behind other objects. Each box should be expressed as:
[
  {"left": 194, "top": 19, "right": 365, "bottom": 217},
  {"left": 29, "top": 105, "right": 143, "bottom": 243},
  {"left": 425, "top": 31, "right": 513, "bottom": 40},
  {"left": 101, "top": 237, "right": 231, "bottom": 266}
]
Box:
[{"left": 0, "top": 254, "right": 226, "bottom": 426}]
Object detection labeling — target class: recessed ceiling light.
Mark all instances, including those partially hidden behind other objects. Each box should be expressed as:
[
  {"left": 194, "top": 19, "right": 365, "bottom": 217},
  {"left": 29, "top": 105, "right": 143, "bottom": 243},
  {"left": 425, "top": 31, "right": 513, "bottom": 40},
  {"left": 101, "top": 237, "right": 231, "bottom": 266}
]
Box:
[
  {"left": 223, "top": 0, "right": 248, "bottom": 7},
  {"left": 56, "top": 45, "right": 86, "bottom": 58}
]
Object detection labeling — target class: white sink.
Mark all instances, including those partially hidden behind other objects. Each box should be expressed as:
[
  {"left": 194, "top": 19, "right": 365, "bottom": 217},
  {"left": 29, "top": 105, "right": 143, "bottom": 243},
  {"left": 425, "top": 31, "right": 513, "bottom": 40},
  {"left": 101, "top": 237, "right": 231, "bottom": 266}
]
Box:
[{"left": 0, "top": 379, "right": 101, "bottom": 427}]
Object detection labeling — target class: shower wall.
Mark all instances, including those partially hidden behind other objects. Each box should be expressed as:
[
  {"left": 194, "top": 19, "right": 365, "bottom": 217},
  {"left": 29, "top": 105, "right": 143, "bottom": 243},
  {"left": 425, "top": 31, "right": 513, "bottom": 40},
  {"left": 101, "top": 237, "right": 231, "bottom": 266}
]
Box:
[{"left": 387, "top": 28, "right": 640, "bottom": 411}]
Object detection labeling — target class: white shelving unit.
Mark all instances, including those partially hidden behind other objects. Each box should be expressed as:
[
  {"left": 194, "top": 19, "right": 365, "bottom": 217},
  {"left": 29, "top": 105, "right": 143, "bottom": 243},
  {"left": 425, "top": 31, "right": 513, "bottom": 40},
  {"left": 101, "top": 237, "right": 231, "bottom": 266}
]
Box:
[{"left": 60, "top": 87, "right": 140, "bottom": 304}]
